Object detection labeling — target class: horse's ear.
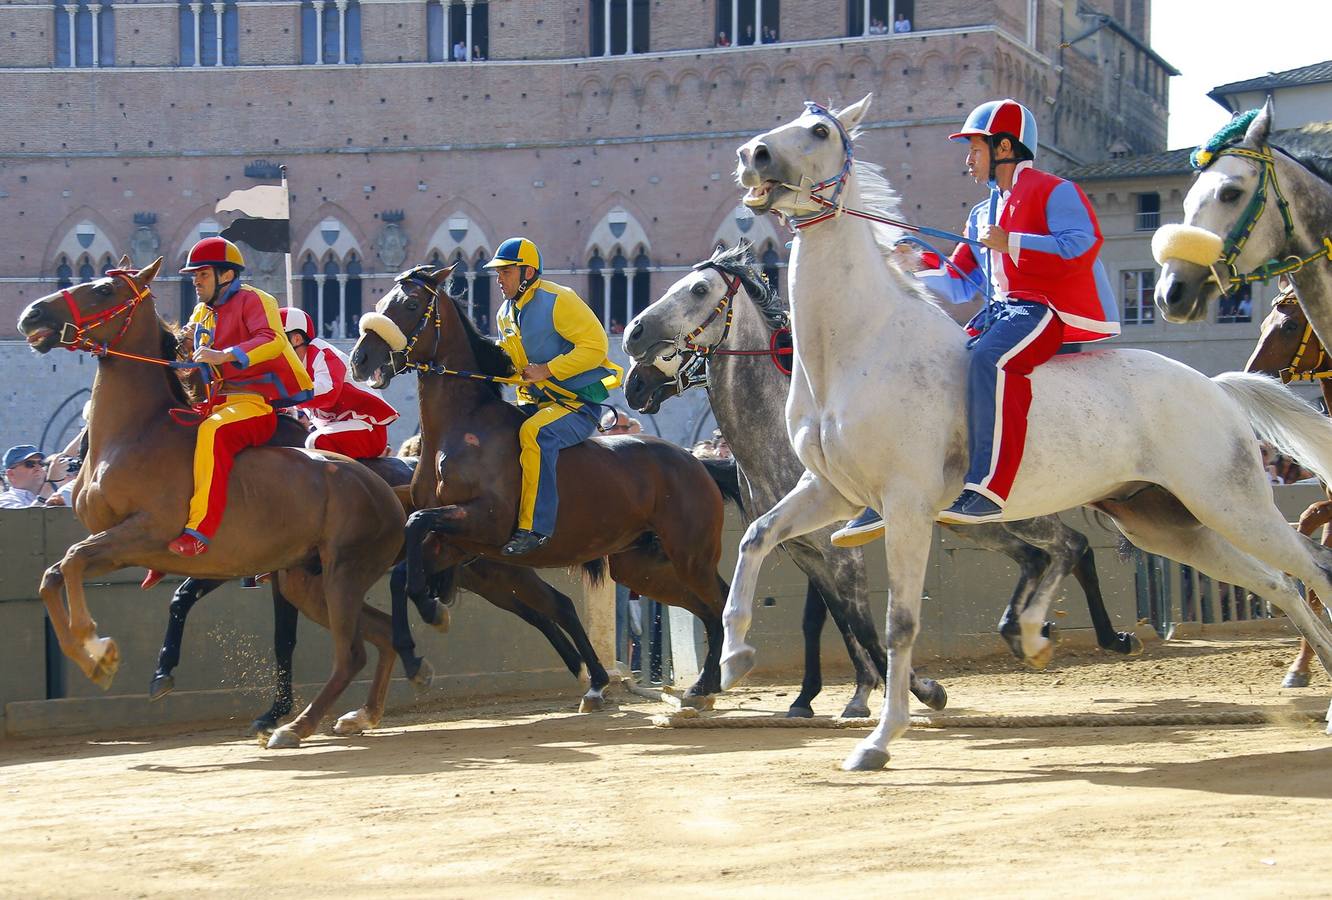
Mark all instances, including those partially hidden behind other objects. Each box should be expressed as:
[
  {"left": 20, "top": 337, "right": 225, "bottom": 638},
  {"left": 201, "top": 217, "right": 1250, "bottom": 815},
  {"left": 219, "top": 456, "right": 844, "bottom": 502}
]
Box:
[
  {"left": 117, "top": 253, "right": 133, "bottom": 269},
  {"left": 1245, "top": 97, "right": 1274, "bottom": 146},
  {"left": 836, "top": 93, "right": 873, "bottom": 132},
  {"left": 427, "top": 264, "right": 455, "bottom": 283},
  {"left": 135, "top": 257, "right": 163, "bottom": 287}
]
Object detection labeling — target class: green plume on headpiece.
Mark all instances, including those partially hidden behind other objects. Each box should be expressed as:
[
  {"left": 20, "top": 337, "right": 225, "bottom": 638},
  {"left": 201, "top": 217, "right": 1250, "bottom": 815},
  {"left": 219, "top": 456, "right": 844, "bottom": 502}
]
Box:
[{"left": 1191, "top": 109, "right": 1260, "bottom": 170}]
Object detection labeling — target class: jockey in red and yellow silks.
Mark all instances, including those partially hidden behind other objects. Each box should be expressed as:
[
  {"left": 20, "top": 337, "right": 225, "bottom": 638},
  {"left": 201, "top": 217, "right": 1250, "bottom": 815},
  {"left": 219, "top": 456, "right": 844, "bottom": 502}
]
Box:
[
  {"left": 281, "top": 306, "right": 400, "bottom": 459},
  {"left": 485, "top": 237, "right": 622, "bottom": 557},
  {"left": 169, "top": 237, "right": 313, "bottom": 557}
]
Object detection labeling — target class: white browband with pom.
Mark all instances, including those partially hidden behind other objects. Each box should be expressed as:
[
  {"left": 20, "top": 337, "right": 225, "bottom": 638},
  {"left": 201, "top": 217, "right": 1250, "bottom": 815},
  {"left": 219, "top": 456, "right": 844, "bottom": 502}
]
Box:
[
  {"left": 1151, "top": 224, "right": 1224, "bottom": 267},
  {"left": 358, "top": 312, "right": 408, "bottom": 352}
]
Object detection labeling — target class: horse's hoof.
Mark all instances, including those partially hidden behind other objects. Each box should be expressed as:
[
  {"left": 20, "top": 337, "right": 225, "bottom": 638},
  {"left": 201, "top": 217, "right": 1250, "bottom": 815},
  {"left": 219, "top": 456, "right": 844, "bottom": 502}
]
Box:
[
  {"left": 266, "top": 726, "right": 303, "bottom": 749},
  {"left": 248, "top": 717, "right": 278, "bottom": 738},
  {"left": 147, "top": 673, "right": 175, "bottom": 702},
  {"left": 333, "top": 709, "right": 375, "bottom": 736},
  {"left": 915, "top": 678, "right": 948, "bottom": 711},
  {"left": 1282, "top": 671, "right": 1311, "bottom": 689},
  {"left": 841, "top": 746, "right": 890, "bottom": 772},
  {"left": 786, "top": 705, "right": 815, "bottom": 719},
  {"left": 1120, "top": 632, "right": 1145, "bottom": 656},
  {"left": 409, "top": 658, "right": 435, "bottom": 694},
  {"left": 89, "top": 638, "right": 120, "bottom": 690},
  {"left": 1025, "top": 642, "right": 1055, "bottom": 672},
  {"left": 838, "top": 703, "right": 871, "bottom": 719},
  {"left": 679, "top": 693, "right": 716, "bottom": 711},
  {"left": 424, "top": 600, "right": 451, "bottom": 634},
  {"left": 719, "top": 648, "right": 756, "bottom": 690},
  {"left": 578, "top": 692, "right": 606, "bottom": 713}
]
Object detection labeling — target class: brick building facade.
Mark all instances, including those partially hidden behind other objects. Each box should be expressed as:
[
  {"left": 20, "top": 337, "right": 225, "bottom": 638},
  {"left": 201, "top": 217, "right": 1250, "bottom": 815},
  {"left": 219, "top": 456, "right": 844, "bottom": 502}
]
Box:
[{"left": 1, "top": 0, "right": 1173, "bottom": 340}]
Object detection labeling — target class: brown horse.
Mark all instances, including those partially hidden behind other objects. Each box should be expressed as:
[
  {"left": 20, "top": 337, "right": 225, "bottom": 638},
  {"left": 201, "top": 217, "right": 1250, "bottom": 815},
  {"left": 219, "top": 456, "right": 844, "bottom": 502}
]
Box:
[
  {"left": 1246, "top": 288, "right": 1329, "bottom": 688},
  {"left": 349, "top": 265, "right": 729, "bottom": 706},
  {"left": 17, "top": 259, "right": 404, "bottom": 749}
]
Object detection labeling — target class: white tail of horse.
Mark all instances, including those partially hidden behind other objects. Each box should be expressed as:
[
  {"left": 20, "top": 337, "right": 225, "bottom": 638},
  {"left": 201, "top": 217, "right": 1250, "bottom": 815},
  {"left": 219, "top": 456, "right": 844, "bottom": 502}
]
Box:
[{"left": 1214, "top": 372, "right": 1332, "bottom": 484}]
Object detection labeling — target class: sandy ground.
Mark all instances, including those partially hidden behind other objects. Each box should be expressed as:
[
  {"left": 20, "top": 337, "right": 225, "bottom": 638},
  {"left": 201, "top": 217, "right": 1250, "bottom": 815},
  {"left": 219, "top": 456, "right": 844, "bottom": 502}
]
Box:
[{"left": 3, "top": 636, "right": 1331, "bottom": 899}]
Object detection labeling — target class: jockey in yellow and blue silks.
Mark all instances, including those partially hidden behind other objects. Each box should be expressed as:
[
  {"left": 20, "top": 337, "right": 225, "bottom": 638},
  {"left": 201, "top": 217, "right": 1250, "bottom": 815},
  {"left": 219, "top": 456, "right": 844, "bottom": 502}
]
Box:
[{"left": 486, "top": 237, "right": 623, "bottom": 556}]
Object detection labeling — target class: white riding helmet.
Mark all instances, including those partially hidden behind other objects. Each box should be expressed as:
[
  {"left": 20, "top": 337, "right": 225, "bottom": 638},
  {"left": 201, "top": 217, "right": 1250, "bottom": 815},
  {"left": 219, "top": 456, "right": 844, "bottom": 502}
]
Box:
[{"left": 281, "top": 306, "right": 316, "bottom": 339}]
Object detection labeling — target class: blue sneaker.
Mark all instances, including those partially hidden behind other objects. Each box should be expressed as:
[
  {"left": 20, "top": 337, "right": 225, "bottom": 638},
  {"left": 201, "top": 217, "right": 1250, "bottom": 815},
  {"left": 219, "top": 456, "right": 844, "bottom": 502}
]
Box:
[
  {"left": 831, "top": 508, "right": 885, "bottom": 548},
  {"left": 937, "top": 489, "right": 1004, "bottom": 525}
]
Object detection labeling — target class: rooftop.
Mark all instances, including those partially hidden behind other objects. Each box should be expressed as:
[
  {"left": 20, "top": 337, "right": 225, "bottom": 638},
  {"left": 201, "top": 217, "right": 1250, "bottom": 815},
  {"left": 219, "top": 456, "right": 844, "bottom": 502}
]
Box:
[{"left": 1209, "top": 59, "right": 1332, "bottom": 112}]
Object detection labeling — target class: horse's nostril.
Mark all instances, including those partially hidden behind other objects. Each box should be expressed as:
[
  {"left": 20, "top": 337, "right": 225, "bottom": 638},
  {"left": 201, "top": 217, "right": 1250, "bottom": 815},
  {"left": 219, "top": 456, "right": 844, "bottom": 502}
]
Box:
[
  {"left": 628, "top": 322, "right": 643, "bottom": 343},
  {"left": 754, "top": 144, "right": 770, "bottom": 165},
  {"left": 1165, "top": 280, "right": 1183, "bottom": 306}
]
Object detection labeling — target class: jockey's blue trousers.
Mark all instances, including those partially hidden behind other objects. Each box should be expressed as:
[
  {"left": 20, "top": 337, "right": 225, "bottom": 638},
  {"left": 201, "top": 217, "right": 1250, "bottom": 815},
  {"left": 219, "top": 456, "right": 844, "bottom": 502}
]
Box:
[
  {"left": 963, "top": 300, "right": 1064, "bottom": 504},
  {"left": 517, "top": 401, "right": 599, "bottom": 536}
]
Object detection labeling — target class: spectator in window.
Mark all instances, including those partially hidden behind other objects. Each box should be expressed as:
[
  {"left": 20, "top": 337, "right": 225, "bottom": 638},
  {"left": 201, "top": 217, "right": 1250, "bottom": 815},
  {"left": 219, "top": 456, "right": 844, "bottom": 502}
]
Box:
[
  {"left": 609, "top": 318, "right": 624, "bottom": 335},
  {"left": 453, "top": 39, "right": 466, "bottom": 61},
  {"left": 894, "top": 12, "right": 912, "bottom": 32},
  {"left": 716, "top": 31, "right": 730, "bottom": 47},
  {"left": 741, "top": 24, "right": 754, "bottom": 45},
  {"left": 0, "top": 445, "right": 69, "bottom": 509},
  {"left": 473, "top": 45, "right": 485, "bottom": 61}
]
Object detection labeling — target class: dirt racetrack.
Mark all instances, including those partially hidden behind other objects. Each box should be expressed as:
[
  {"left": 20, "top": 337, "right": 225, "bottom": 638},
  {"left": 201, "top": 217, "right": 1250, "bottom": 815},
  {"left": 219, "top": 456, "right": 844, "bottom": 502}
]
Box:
[{"left": 3, "top": 635, "right": 1330, "bottom": 898}]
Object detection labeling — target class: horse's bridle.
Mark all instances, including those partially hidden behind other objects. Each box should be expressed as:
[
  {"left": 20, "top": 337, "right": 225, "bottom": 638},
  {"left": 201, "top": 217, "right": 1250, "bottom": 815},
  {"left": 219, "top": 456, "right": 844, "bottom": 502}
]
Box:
[
  {"left": 655, "top": 264, "right": 792, "bottom": 395},
  {"left": 1203, "top": 146, "right": 1332, "bottom": 296},
  {"left": 1272, "top": 291, "right": 1331, "bottom": 383},
  {"left": 780, "top": 101, "right": 856, "bottom": 231}
]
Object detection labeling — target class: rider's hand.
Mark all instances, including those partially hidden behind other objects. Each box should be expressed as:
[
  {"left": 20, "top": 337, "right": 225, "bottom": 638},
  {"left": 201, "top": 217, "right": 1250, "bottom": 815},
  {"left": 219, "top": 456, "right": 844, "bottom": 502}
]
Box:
[
  {"left": 193, "top": 347, "right": 233, "bottom": 366},
  {"left": 978, "top": 224, "right": 1010, "bottom": 253},
  {"left": 522, "top": 363, "right": 553, "bottom": 383}
]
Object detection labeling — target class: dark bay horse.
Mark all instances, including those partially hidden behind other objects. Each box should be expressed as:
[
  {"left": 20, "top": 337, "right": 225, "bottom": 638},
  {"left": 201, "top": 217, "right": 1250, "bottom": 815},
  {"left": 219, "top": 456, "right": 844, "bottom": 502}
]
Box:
[
  {"left": 349, "top": 265, "right": 729, "bottom": 707},
  {"left": 18, "top": 259, "right": 404, "bottom": 749},
  {"left": 622, "top": 245, "right": 1139, "bottom": 712},
  {"left": 1247, "top": 288, "right": 1331, "bottom": 688}
]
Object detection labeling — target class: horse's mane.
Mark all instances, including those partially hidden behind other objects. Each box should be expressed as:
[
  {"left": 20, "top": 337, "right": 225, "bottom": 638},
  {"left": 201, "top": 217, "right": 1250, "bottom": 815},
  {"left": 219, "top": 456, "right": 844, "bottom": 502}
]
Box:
[
  {"left": 155, "top": 314, "right": 198, "bottom": 406},
  {"left": 1273, "top": 124, "right": 1332, "bottom": 188},
  {"left": 702, "top": 243, "right": 788, "bottom": 331},
  {"left": 846, "top": 156, "right": 958, "bottom": 319},
  {"left": 445, "top": 294, "right": 515, "bottom": 397}
]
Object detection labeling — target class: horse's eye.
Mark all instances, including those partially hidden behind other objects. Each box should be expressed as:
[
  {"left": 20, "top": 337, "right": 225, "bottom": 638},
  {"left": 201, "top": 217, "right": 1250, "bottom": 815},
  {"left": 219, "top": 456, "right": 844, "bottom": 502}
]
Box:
[
  {"left": 1219, "top": 186, "right": 1243, "bottom": 203},
  {"left": 691, "top": 282, "right": 709, "bottom": 296},
  {"left": 405, "top": 300, "right": 419, "bottom": 312},
  {"left": 812, "top": 124, "right": 830, "bottom": 139},
  {"left": 95, "top": 283, "right": 112, "bottom": 296},
  {"left": 1282, "top": 319, "right": 1301, "bottom": 332}
]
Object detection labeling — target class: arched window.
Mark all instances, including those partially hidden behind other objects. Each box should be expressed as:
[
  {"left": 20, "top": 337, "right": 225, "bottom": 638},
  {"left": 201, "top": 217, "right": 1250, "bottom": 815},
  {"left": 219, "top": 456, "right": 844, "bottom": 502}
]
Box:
[
  {"left": 762, "top": 245, "right": 782, "bottom": 297},
  {"left": 179, "top": 265, "right": 198, "bottom": 323},
  {"left": 847, "top": 0, "right": 910, "bottom": 36},
  {"left": 587, "top": 252, "right": 605, "bottom": 324},
  {"left": 78, "top": 257, "right": 95, "bottom": 281},
  {"left": 609, "top": 251, "right": 628, "bottom": 332},
  {"left": 321, "top": 257, "right": 341, "bottom": 338},
  {"left": 449, "top": 252, "right": 472, "bottom": 318},
  {"left": 99, "top": 255, "right": 115, "bottom": 276},
  {"left": 631, "top": 250, "right": 651, "bottom": 324},
  {"left": 344, "top": 253, "right": 363, "bottom": 338},
  {"left": 447, "top": 1, "right": 488, "bottom": 60},
  {"left": 55, "top": 1, "right": 114, "bottom": 67},
  {"left": 590, "top": 0, "right": 648, "bottom": 56},
  {"left": 300, "top": 255, "right": 320, "bottom": 323},
  {"left": 302, "top": 0, "right": 360, "bottom": 64},
  {"left": 715, "top": 0, "right": 777, "bottom": 46},
  {"left": 55, "top": 256, "right": 73, "bottom": 290},
  {"left": 471, "top": 252, "right": 492, "bottom": 333}
]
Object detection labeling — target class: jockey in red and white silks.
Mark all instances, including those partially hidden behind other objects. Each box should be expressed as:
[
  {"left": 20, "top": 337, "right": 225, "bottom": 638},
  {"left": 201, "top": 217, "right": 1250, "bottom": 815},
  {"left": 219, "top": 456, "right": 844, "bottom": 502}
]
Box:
[
  {"left": 281, "top": 307, "right": 400, "bottom": 459},
  {"left": 922, "top": 99, "right": 1119, "bottom": 524}
]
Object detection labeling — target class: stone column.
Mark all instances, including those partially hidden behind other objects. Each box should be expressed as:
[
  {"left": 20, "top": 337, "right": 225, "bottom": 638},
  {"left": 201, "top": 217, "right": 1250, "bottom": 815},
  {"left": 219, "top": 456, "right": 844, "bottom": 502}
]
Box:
[
  {"left": 755, "top": 0, "right": 762, "bottom": 44},
  {"left": 730, "top": 0, "right": 737, "bottom": 45},
  {"left": 335, "top": 274, "right": 348, "bottom": 336},
  {"left": 190, "top": 1, "right": 203, "bottom": 65},
  {"left": 335, "top": 0, "right": 347, "bottom": 64},
  {"left": 443, "top": 0, "right": 451, "bottom": 60},
  {"left": 314, "top": 275, "right": 325, "bottom": 333},
  {"left": 888, "top": 0, "right": 896, "bottom": 33},
  {"left": 464, "top": 0, "right": 473, "bottom": 60},
  {"left": 212, "top": 0, "right": 223, "bottom": 65},
  {"left": 66, "top": 3, "right": 77, "bottom": 65},
  {"left": 312, "top": 0, "right": 324, "bottom": 64},
  {"left": 465, "top": 274, "right": 476, "bottom": 320},
  {"left": 863, "top": 0, "right": 870, "bottom": 35},
  {"left": 90, "top": 2, "right": 100, "bottom": 65},
  {"left": 602, "top": 0, "right": 610, "bottom": 56},
  {"left": 626, "top": 0, "right": 633, "bottom": 54}
]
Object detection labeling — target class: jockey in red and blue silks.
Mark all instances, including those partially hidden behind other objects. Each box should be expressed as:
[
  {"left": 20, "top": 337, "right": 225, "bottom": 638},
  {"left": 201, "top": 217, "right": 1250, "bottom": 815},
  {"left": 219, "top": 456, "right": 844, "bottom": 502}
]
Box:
[{"left": 832, "top": 99, "right": 1118, "bottom": 546}]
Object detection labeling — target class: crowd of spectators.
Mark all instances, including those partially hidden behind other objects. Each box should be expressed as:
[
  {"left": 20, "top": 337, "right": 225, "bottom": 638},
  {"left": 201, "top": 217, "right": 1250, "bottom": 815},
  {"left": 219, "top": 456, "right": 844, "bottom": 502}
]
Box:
[
  {"left": 716, "top": 24, "right": 779, "bottom": 46},
  {"left": 867, "top": 13, "right": 912, "bottom": 33},
  {"left": 691, "top": 429, "right": 732, "bottom": 460}
]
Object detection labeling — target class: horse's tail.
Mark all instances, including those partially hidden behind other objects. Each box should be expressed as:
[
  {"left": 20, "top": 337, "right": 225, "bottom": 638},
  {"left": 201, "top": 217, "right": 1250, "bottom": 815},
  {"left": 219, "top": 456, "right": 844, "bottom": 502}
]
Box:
[
  {"left": 1213, "top": 371, "right": 1332, "bottom": 484},
  {"left": 698, "top": 456, "right": 743, "bottom": 507}
]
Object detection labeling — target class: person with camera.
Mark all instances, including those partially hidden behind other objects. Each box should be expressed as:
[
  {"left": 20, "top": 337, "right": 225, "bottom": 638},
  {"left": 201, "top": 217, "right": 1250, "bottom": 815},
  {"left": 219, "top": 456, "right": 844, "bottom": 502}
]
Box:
[{"left": 0, "top": 444, "right": 71, "bottom": 508}]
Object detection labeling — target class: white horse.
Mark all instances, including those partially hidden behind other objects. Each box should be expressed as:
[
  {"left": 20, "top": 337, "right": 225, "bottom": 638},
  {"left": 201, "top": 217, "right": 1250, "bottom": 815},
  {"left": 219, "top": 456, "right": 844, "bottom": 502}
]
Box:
[
  {"left": 722, "top": 93, "right": 1332, "bottom": 771},
  {"left": 1154, "top": 98, "right": 1332, "bottom": 343}
]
